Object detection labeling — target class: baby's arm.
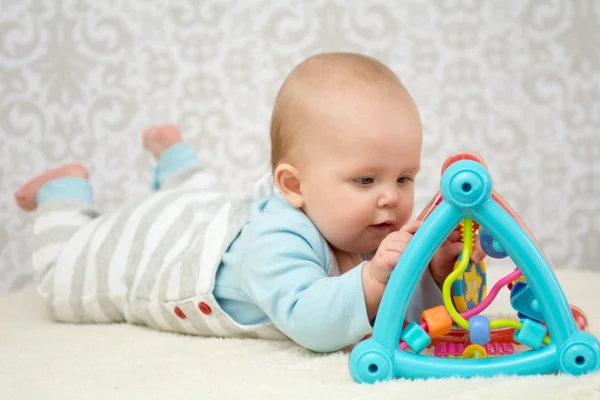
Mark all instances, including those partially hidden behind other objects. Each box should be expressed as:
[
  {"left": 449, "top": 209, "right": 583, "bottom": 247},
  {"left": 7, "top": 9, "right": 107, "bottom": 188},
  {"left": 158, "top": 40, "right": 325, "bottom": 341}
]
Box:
[{"left": 240, "top": 224, "right": 373, "bottom": 352}]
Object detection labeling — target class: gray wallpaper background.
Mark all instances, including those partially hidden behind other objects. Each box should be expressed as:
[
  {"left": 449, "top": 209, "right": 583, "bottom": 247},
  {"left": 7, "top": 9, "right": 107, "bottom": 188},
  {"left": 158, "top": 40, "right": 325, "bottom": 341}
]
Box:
[{"left": 0, "top": 0, "right": 599, "bottom": 292}]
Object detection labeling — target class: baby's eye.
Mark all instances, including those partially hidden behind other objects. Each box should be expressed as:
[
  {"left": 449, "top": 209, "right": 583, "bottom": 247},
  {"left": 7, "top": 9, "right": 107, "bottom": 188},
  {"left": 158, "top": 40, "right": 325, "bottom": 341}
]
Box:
[
  {"left": 355, "top": 177, "right": 374, "bottom": 185},
  {"left": 398, "top": 177, "right": 413, "bottom": 184}
]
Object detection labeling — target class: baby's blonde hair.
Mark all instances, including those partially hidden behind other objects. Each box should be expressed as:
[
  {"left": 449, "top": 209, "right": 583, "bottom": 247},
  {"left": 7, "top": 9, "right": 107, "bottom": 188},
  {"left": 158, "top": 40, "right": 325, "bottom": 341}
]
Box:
[{"left": 269, "top": 52, "right": 405, "bottom": 170}]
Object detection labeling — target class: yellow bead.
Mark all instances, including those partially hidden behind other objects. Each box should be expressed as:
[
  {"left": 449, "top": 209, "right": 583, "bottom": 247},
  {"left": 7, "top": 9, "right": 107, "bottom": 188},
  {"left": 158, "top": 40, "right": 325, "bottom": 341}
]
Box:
[{"left": 462, "top": 344, "right": 488, "bottom": 359}]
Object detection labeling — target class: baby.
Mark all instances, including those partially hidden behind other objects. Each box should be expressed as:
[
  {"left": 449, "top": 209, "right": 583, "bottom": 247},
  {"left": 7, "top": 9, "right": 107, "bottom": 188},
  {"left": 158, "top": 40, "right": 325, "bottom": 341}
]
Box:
[{"left": 15, "top": 52, "right": 484, "bottom": 352}]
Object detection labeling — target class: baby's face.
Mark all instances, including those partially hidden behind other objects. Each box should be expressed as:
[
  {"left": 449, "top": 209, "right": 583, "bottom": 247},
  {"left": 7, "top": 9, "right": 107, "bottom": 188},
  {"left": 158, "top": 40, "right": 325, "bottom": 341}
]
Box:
[{"left": 298, "top": 85, "right": 422, "bottom": 255}]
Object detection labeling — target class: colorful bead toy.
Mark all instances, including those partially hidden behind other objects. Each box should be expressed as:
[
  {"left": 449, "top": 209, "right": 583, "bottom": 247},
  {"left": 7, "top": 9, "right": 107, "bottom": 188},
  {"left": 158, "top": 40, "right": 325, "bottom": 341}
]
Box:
[{"left": 349, "top": 152, "right": 600, "bottom": 382}]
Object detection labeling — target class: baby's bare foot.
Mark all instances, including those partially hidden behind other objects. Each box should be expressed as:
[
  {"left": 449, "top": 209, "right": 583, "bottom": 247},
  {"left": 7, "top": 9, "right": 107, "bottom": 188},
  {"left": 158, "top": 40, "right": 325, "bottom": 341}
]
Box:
[
  {"left": 15, "top": 163, "right": 88, "bottom": 212},
  {"left": 143, "top": 124, "right": 183, "bottom": 159}
]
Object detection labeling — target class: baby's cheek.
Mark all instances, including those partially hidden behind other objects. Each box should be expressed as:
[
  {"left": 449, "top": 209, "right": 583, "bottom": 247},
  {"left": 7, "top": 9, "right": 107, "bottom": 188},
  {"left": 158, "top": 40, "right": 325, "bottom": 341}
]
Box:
[
  {"left": 323, "top": 207, "right": 348, "bottom": 232},
  {"left": 400, "top": 197, "right": 414, "bottom": 220},
  {"left": 397, "top": 207, "right": 411, "bottom": 225}
]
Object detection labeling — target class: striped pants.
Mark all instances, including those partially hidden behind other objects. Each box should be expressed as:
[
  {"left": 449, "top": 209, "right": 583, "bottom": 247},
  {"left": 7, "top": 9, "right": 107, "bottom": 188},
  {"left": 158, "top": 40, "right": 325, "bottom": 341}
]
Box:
[{"left": 30, "top": 163, "right": 252, "bottom": 336}]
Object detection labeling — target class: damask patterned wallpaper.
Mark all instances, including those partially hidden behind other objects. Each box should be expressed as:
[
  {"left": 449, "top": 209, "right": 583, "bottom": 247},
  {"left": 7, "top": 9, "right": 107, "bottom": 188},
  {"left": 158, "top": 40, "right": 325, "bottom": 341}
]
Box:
[{"left": 0, "top": 0, "right": 599, "bottom": 292}]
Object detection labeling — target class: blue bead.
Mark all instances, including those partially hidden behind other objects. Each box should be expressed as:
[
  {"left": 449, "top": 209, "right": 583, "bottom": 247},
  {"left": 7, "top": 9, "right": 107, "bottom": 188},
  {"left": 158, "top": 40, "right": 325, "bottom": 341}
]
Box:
[
  {"left": 400, "top": 322, "right": 431, "bottom": 354},
  {"left": 469, "top": 315, "right": 491, "bottom": 345},
  {"left": 492, "top": 240, "right": 504, "bottom": 252},
  {"left": 510, "top": 281, "right": 544, "bottom": 322},
  {"left": 514, "top": 319, "right": 547, "bottom": 349},
  {"left": 480, "top": 228, "right": 508, "bottom": 259}
]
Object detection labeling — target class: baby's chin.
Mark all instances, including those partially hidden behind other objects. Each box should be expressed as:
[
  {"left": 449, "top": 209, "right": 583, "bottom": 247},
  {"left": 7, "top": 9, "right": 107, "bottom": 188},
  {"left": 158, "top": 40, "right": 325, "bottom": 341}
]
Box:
[{"left": 329, "top": 238, "right": 381, "bottom": 256}]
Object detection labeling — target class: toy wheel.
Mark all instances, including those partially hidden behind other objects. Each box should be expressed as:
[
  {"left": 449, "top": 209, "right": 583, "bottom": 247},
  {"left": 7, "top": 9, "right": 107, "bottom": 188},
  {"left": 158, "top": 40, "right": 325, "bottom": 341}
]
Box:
[
  {"left": 558, "top": 332, "right": 600, "bottom": 376},
  {"left": 349, "top": 340, "right": 393, "bottom": 383}
]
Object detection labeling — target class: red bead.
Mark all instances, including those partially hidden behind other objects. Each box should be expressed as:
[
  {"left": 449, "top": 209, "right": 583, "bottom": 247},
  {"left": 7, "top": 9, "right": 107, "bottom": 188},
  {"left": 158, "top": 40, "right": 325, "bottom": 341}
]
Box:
[
  {"left": 199, "top": 302, "right": 212, "bottom": 315},
  {"left": 174, "top": 306, "right": 186, "bottom": 319},
  {"left": 571, "top": 305, "right": 588, "bottom": 331}
]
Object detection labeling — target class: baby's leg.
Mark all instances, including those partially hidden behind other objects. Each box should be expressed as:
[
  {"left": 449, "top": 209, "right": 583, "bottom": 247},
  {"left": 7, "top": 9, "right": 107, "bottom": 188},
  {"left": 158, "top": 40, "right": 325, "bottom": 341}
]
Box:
[
  {"left": 15, "top": 163, "right": 89, "bottom": 211},
  {"left": 144, "top": 124, "right": 218, "bottom": 191},
  {"left": 15, "top": 163, "right": 109, "bottom": 321}
]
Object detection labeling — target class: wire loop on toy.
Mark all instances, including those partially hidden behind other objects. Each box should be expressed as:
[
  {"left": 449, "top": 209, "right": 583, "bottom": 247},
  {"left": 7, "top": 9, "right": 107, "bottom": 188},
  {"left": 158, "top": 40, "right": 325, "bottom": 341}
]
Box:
[
  {"left": 441, "top": 218, "right": 551, "bottom": 345},
  {"left": 442, "top": 218, "right": 472, "bottom": 329}
]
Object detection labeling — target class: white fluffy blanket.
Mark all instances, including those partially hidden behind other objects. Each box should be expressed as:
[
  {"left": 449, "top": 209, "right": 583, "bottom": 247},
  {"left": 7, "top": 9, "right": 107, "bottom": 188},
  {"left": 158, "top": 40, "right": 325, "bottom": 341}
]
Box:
[{"left": 2, "top": 264, "right": 599, "bottom": 399}]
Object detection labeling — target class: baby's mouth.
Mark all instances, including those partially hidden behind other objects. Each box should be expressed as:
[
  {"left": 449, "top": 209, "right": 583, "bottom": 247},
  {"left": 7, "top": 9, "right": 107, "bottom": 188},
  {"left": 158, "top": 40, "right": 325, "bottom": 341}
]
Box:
[{"left": 371, "top": 222, "right": 393, "bottom": 231}]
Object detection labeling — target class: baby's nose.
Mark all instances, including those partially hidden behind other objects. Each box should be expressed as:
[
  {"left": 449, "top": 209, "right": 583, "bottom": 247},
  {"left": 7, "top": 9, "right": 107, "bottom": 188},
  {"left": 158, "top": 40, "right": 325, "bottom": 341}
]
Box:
[{"left": 377, "top": 189, "right": 399, "bottom": 208}]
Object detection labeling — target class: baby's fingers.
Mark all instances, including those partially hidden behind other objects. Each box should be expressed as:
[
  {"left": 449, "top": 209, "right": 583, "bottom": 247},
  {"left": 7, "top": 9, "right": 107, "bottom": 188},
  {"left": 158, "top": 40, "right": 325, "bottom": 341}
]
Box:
[
  {"left": 380, "top": 250, "right": 402, "bottom": 269},
  {"left": 470, "top": 234, "right": 486, "bottom": 263},
  {"left": 442, "top": 230, "right": 462, "bottom": 245},
  {"left": 381, "top": 231, "right": 415, "bottom": 252},
  {"left": 446, "top": 242, "right": 465, "bottom": 260},
  {"left": 399, "top": 220, "right": 422, "bottom": 235},
  {"left": 371, "top": 251, "right": 402, "bottom": 282}
]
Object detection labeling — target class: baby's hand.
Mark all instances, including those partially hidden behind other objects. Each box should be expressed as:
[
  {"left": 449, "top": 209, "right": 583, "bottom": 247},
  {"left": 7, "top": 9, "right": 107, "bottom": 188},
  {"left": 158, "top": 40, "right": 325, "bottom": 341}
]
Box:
[
  {"left": 429, "top": 225, "right": 486, "bottom": 286},
  {"left": 365, "top": 220, "right": 423, "bottom": 285},
  {"left": 362, "top": 220, "right": 422, "bottom": 320}
]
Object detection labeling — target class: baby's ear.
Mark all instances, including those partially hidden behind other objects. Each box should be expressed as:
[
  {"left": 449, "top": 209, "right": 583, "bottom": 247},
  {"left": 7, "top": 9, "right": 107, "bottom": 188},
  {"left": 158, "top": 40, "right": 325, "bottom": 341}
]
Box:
[{"left": 274, "top": 163, "right": 304, "bottom": 208}]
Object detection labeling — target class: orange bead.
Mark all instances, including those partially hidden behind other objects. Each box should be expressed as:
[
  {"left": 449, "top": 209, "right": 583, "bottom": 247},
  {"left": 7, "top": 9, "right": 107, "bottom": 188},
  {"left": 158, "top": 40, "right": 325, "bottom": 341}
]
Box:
[{"left": 421, "top": 305, "right": 453, "bottom": 339}]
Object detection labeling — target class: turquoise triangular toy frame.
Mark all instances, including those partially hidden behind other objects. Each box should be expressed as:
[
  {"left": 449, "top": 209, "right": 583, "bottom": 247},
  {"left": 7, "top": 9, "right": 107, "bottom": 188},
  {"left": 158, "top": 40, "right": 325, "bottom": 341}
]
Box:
[{"left": 349, "top": 157, "right": 600, "bottom": 382}]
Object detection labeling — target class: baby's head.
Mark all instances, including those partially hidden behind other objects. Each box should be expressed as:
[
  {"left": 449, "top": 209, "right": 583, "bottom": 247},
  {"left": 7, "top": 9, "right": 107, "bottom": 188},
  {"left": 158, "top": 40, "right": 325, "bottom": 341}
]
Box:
[{"left": 270, "top": 52, "right": 422, "bottom": 255}]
